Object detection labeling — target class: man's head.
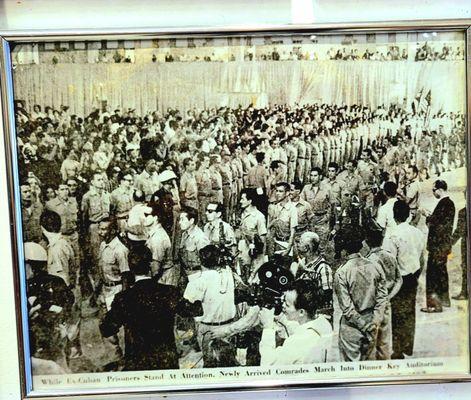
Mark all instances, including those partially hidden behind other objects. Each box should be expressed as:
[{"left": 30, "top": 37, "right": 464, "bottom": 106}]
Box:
[
  {"left": 327, "top": 162, "right": 339, "bottom": 180},
  {"left": 206, "top": 202, "right": 223, "bottom": 223},
  {"left": 310, "top": 167, "right": 322, "bottom": 185},
  {"left": 274, "top": 182, "right": 291, "bottom": 203},
  {"left": 24, "top": 242, "right": 48, "bottom": 279},
  {"left": 145, "top": 159, "right": 157, "bottom": 173},
  {"left": 118, "top": 171, "right": 133, "bottom": 189},
  {"left": 56, "top": 184, "right": 69, "bottom": 201},
  {"left": 240, "top": 188, "right": 257, "bottom": 210},
  {"left": 365, "top": 221, "right": 385, "bottom": 249},
  {"left": 406, "top": 165, "right": 419, "bottom": 181},
  {"left": 179, "top": 207, "right": 198, "bottom": 231},
  {"left": 98, "top": 218, "right": 118, "bottom": 244},
  {"left": 282, "top": 280, "right": 319, "bottom": 323},
  {"left": 432, "top": 179, "right": 448, "bottom": 199},
  {"left": 290, "top": 182, "right": 303, "bottom": 202},
  {"left": 346, "top": 160, "right": 357, "bottom": 173},
  {"left": 255, "top": 152, "right": 265, "bottom": 164},
  {"left": 20, "top": 183, "right": 32, "bottom": 205},
  {"left": 383, "top": 181, "right": 398, "bottom": 199},
  {"left": 40, "top": 210, "right": 61, "bottom": 234},
  {"left": 128, "top": 246, "right": 152, "bottom": 277},
  {"left": 199, "top": 244, "right": 221, "bottom": 269},
  {"left": 297, "top": 232, "right": 320, "bottom": 257},
  {"left": 66, "top": 179, "right": 78, "bottom": 196},
  {"left": 91, "top": 172, "right": 105, "bottom": 190},
  {"left": 393, "top": 199, "right": 410, "bottom": 223},
  {"left": 183, "top": 157, "right": 196, "bottom": 172}
]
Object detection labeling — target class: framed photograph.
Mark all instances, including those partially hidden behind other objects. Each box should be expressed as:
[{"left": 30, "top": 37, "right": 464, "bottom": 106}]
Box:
[{"left": 1, "top": 19, "right": 471, "bottom": 399}]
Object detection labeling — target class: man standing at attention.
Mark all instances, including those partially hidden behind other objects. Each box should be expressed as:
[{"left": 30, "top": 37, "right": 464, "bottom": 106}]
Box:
[{"left": 421, "top": 180, "right": 455, "bottom": 312}]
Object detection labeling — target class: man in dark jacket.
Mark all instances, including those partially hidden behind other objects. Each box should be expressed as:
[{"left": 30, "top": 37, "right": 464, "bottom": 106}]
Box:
[
  {"left": 100, "top": 247, "right": 202, "bottom": 371},
  {"left": 451, "top": 196, "right": 467, "bottom": 300},
  {"left": 421, "top": 179, "right": 456, "bottom": 312}
]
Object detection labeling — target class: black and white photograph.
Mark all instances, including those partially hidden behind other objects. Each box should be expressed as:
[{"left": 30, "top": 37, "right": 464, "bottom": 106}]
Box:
[{"left": 10, "top": 30, "right": 469, "bottom": 392}]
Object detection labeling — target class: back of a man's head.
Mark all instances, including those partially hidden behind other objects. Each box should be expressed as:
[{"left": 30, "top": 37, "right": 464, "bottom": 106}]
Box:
[
  {"left": 393, "top": 199, "right": 410, "bottom": 223},
  {"left": 199, "top": 244, "right": 221, "bottom": 269}
]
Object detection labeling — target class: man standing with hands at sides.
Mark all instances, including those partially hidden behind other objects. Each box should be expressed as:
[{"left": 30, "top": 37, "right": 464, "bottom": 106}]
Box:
[
  {"left": 451, "top": 190, "right": 467, "bottom": 300},
  {"left": 237, "top": 188, "right": 267, "bottom": 283},
  {"left": 267, "top": 182, "right": 298, "bottom": 257},
  {"left": 365, "top": 223, "right": 402, "bottom": 360},
  {"left": 334, "top": 231, "right": 388, "bottom": 362},
  {"left": 420, "top": 180, "right": 455, "bottom": 312},
  {"left": 385, "top": 200, "right": 425, "bottom": 360}
]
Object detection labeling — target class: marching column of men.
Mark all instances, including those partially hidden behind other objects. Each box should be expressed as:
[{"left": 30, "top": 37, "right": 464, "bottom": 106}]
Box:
[{"left": 18, "top": 102, "right": 467, "bottom": 373}]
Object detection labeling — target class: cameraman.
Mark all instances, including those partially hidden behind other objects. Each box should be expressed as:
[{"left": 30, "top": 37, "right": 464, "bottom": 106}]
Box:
[
  {"left": 183, "top": 244, "right": 237, "bottom": 367},
  {"left": 258, "top": 280, "right": 333, "bottom": 365}
]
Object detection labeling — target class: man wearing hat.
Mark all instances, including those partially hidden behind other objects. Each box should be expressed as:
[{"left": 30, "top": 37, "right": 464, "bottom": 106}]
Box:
[{"left": 25, "top": 242, "right": 75, "bottom": 370}]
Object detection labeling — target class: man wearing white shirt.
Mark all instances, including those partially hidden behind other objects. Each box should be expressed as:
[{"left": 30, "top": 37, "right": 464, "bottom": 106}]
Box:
[
  {"left": 258, "top": 280, "right": 333, "bottom": 366},
  {"left": 184, "top": 244, "right": 236, "bottom": 367},
  {"left": 376, "top": 181, "right": 398, "bottom": 235},
  {"left": 385, "top": 200, "right": 426, "bottom": 360}
]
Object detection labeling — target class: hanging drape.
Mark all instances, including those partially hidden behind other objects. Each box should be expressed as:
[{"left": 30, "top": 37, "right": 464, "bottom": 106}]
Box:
[{"left": 13, "top": 60, "right": 465, "bottom": 116}]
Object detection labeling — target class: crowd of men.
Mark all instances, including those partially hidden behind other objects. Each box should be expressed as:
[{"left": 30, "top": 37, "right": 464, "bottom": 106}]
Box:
[{"left": 17, "top": 99, "right": 467, "bottom": 374}]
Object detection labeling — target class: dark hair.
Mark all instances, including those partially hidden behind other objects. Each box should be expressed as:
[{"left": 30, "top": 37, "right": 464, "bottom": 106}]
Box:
[
  {"left": 408, "top": 165, "right": 419, "bottom": 176},
  {"left": 199, "top": 244, "right": 221, "bottom": 269},
  {"left": 255, "top": 152, "right": 265, "bottom": 163},
  {"left": 40, "top": 210, "right": 61, "bottom": 233},
  {"left": 365, "top": 226, "right": 384, "bottom": 248},
  {"left": 275, "top": 182, "right": 291, "bottom": 192},
  {"left": 328, "top": 162, "right": 339, "bottom": 172},
  {"left": 270, "top": 160, "right": 282, "bottom": 171},
  {"left": 292, "top": 181, "right": 303, "bottom": 191},
  {"left": 240, "top": 188, "right": 258, "bottom": 205},
  {"left": 128, "top": 246, "right": 152, "bottom": 276},
  {"left": 383, "top": 181, "right": 398, "bottom": 198},
  {"left": 207, "top": 202, "right": 224, "bottom": 214},
  {"left": 181, "top": 206, "right": 199, "bottom": 225},
  {"left": 393, "top": 200, "right": 410, "bottom": 223},
  {"left": 311, "top": 167, "right": 322, "bottom": 176},
  {"left": 434, "top": 179, "right": 448, "bottom": 191},
  {"left": 291, "top": 280, "right": 320, "bottom": 319},
  {"left": 133, "top": 189, "right": 145, "bottom": 202}
]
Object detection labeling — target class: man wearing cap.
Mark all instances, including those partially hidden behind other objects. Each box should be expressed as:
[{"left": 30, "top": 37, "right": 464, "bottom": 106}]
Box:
[
  {"left": 135, "top": 159, "right": 160, "bottom": 201},
  {"left": 46, "top": 183, "right": 80, "bottom": 277},
  {"left": 267, "top": 182, "right": 298, "bottom": 257},
  {"left": 334, "top": 232, "right": 388, "bottom": 361},
  {"left": 110, "top": 171, "right": 135, "bottom": 232},
  {"left": 25, "top": 242, "right": 75, "bottom": 371},
  {"left": 178, "top": 207, "right": 210, "bottom": 278}
]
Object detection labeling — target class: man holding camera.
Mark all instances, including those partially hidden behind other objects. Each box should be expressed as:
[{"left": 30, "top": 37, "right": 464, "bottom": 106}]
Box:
[
  {"left": 258, "top": 280, "right": 333, "bottom": 365},
  {"left": 183, "top": 244, "right": 237, "bottom": 368}
]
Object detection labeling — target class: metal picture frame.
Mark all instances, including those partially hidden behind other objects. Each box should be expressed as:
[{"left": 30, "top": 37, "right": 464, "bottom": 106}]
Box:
[{"left": 1, "top": 18, "right": 471, "bottom": 399}]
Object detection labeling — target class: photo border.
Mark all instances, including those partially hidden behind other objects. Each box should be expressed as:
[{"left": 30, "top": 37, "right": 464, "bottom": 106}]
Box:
[{"left": 1, "top": 19, "right": 470, "bottom": 399}]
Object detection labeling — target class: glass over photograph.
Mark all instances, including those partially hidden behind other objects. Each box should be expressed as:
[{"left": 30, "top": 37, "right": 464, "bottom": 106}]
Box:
[{"left": 10, "top": 30, "right": 469, "bottom": 394}]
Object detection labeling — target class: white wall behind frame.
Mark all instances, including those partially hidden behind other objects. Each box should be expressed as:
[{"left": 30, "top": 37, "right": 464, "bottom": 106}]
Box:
[{"left": 1, "top": 1, "right": 471, "bottom": 400}]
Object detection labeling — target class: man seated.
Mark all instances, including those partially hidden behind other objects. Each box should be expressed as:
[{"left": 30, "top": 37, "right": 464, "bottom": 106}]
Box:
[{"left": 258, "top": 280, "right": 333, "bottom": 365}]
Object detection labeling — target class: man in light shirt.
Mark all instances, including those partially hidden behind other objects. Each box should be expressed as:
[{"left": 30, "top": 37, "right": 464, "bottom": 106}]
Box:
[
  {"left": 258, "top": 280, "right": 333, "bottom": 366},
  {"left": 183, "top": 244, "right": 236, "bottom": 367},
  {"left": 376, "top": 181, "right": 398, "bottom": 235},
  {"left": 385, "top": 200, "right": 426, "bottom": 359}
]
